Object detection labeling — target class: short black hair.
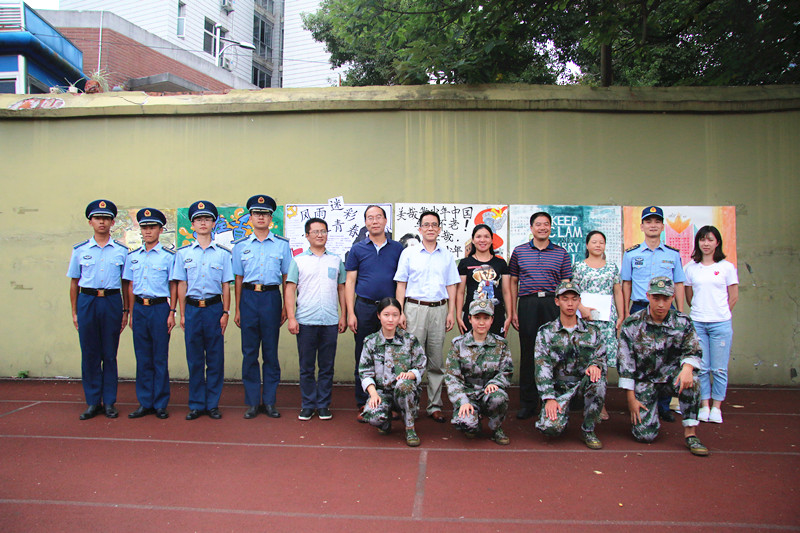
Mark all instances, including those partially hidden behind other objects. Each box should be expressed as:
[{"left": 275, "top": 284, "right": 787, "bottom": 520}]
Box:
[
  {"left": 364, "top": 205, "right": 386, "bottom": 220},
  {"left": 530, "top": 212, "right": 551, "bottom": 226},
  {"left": 305, "top": 217, "right": 328, "bottom": 234},
  {"left": 419, "top": 210, "right": 440, "bottom": 226},
  {"left": 377, "top": 297, "right": 403, "bottom": 315}
]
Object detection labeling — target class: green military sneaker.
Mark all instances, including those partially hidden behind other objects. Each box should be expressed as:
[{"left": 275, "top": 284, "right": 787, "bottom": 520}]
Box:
[
  {"left": 405, "top": 428, "right": 421, "bottom": 447},
  {"left": 377, "top": 420, "right": 392, "bottom": 435},
  {"left": 491, "top": 428, "right": 510, "bottom": 446},
  {"left": 581, "top": 430, "right": 603, "bottom": 450},
  {"left": 685, "top": 436, "right": 709, "bottom": 456}
]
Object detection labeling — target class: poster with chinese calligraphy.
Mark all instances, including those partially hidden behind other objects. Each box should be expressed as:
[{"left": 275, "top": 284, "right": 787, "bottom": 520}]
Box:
[
  {"left": 623, "top": 206, "right": 737, "bottom": 266},
  {"left": 509, "top": 205, "right": 623, "bottom": 267},
  {"left": 111, "top": 208, "right": 178, "bottom": 251},
  {"left": 394, "top": 204, "right": 510, "bottom": 259},
  {"left": 284, "top": 202, "right": 393, "bottom": 261},
  {"left": 176, "top": 206, "right": 285, "bottom": 248}
]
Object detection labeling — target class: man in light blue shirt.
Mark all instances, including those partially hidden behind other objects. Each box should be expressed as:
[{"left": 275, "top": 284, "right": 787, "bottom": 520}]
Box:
[
  {"left": 395, "top": 210, "right": 460, "bottom": 422},
  {"left": 68, "top": 199, "right": 130, "bottom": 420},
  {"left": 285, "top": 218, "right": 346, "bottom": 421},
  {"left": 232, "top": 195, "right": 292, "bottom": 419},
  {"left": 123, "top": 208, "right": 176, "bottom": 420},
  {"left": 172, "top": 201, "right": 233, "bottom": 421}
]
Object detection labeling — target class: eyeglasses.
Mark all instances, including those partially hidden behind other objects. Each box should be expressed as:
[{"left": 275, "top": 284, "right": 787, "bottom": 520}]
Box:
[
  {"left": 308, "top": 230, "right": 328, "bottom": 236},
  {"left": 365, "top": 216, "right": 384, "bottom": 222},
  {"left": 250, "top": 211, "right": 273, "bottom": 217},
  {"left": 420, "top": 223, "right": 440, "bottom": 229}
]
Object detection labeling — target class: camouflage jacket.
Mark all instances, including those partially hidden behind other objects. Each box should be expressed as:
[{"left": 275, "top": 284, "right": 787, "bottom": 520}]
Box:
[
  {"left": 445, "top": 332, "right": 513, "bottom": 409},
  {"left": 617, "top": 308, "right": 702, "bottom": 390},
  {"left": 359, "top": 328, "right": 427, "bottom": 392},
  {"left": 534, "top": 317, "right": 606, "bottom": 400}
]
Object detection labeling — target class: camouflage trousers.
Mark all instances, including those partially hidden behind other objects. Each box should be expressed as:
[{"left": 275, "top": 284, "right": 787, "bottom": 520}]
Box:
[
  {"left": 361, "top": 379, "right": 420, "bottom": 428},
  {"left": 631, "top": 371, "right": 700, "bottom": 443},
  {"left": 535, "top": 375, "right": 606, "bottom": 436},
  {"left": 451, "top": 388, "right": 509, "bottom": 432}
]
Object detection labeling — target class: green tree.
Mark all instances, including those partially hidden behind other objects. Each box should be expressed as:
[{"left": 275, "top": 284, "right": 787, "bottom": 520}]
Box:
[{"left": 303, "top": 0, "right": 799, "bottom": 86}]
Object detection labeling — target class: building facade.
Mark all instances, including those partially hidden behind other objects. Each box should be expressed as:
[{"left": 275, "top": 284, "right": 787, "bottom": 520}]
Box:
[
  {"left": 59, "top": 0, "right": 283, "bottom": 88},
  {"left": 282, "top": 0, "right": 342, "bottom": 88}
]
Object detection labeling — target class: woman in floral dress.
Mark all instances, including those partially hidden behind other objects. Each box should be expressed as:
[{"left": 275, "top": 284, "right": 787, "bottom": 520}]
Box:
[{"left": 573, "top": 230, "right": 624, "bottom": 420}]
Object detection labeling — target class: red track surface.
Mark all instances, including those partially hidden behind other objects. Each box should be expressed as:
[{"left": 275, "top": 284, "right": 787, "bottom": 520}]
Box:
[{"left": 1, "top": 380, "right": 798, "bottom": 532}]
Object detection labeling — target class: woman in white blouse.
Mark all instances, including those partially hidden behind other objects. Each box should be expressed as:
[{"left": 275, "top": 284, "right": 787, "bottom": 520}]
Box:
[{"left": 684, "top": 226, "right": 738, "bottom": 424}]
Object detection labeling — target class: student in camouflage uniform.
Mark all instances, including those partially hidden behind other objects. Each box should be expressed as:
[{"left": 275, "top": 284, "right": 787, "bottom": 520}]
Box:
[
  {"left": 445, "top": 299, "right": 513, "bottom": 445},
  {"left": 618, "top": 276, "right": 709, "bottom": 456},
  {"left": 534, "top": 281, "right": 606, "bottom": 449},
  {"left": 359, "top": 297, "right": 427, "bottom": 447}
]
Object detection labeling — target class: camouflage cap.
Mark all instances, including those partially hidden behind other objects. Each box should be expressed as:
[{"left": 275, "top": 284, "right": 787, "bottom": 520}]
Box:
[
  {"left": 555, "top": 280, "right": 581, "bottom": 296},
  {"left": 468, "top": 299, "right": 495, "bottom": 316},
  {"left": 647, "top": 276, "right": 675, "bottom": 296}
]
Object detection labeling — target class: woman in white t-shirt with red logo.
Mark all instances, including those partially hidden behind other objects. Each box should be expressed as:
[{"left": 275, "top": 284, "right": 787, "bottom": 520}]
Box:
[{"left": 684, "top": 226, "right": 739, "bottom": 424}]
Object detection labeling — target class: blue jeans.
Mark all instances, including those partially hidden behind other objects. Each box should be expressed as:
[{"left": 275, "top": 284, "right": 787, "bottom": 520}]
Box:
[
  {"left": 694, "top": 319, "right": 733, "bottom": 401},
  {"left": 297, "top": 324, "right": 339, "bottom": 409}
]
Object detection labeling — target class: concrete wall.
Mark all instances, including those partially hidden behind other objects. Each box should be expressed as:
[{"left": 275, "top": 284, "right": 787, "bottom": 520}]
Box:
[{"left": 1, "top": 85, "right": 798, "bottom": 386}]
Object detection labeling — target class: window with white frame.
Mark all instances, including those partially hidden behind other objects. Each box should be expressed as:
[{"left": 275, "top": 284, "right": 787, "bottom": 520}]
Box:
[
  {"left": 253, "top": 13, "right": 272, "bottom": 61},
  {"left": 177, "top": 2, "right": 186, "bottom": 37},
  {"left": 252, "top": 65, "right": 271, "bottom": 88},
  {"left": 255, "top": 0, "right": 274, "bottom": 13},
  {"left": 203, "top": 18, "right": 217, "bottom": 56}
]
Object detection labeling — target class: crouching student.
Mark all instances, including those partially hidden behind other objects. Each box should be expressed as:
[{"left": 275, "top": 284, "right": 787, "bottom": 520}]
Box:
[
  {"left": 358, "top": 298, "right": 427, "bottom": 447},
  {"left": 534, "top": 281, "right": 607, "bottom": 449},
  {"left": 618, "top": 276, "right": 709, "bottom": 456},
  {"left": 445, "top": 299, "right": 513, "bottom": 445}
]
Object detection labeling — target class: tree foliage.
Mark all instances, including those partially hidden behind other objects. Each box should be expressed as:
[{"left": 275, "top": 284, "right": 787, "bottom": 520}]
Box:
[{"left": 303, "top": 0, "right": 800, "bottom": 86}]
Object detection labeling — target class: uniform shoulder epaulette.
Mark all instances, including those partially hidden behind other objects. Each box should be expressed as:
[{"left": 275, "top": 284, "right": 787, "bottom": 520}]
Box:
[
  {"left": 73, "top": 239, "right": 89, "bottom": 249},
  {"left": 177, "top": 243, "right": 192, "bottom": 250},
  {"left": 664, "top": 244, "right": 680, "bottom": 252},
  {"left": 232, "top": 236, "right": 249, "bottom": 245},
  {"left": 162, "top": 246, "right": 176, "bottom": 255},
  {"left": 217, "top": 244, "right": 232, "bottom": 253},
  {"left": 625, "top": 243, "right": 640, "bottom": 253},
  {"left": 114, "top": 239, "right": 127, "bottom": 247},
  {"left": 275, "top": 234, "right": 289, "bottom": 242},
  {"left": 128, "top": 246, "right": 142, "bottom": 254}
]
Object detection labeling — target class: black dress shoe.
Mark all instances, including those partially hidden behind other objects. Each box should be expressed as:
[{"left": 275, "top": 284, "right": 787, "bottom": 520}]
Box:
[
  {"left": 207, "top": 407, "right": 222, "bottom": 419},
  {"left": 79, "top": 405, "right": 103, "bottom": 420},
  {"left": 516, "top": 406, "right": 536, "bottom": 420},
  {"left": 185, "top": 409, "right": 203, "bottom": 420},
  {"left": 264, "top": 404, "right": 281, "bottom": 418},
  {"left": 659, "top": 410, "right": 676, "bottom": 423},
  {"left": 155, "top": 408, "right": 169, "bottom": 419},
  {"left": 128, "top": 406, "right": 155, "bottom": 419},
  {"left": 105, "top": 404, "right": 119, "bottom": 418},
  {"left": 244, "top": 405, "right": 259, "bottom": 419}
]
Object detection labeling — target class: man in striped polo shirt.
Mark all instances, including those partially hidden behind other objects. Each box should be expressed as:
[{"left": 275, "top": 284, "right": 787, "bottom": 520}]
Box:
[{"left": 509, "top": 212, "right": 572, "bottom": 420}]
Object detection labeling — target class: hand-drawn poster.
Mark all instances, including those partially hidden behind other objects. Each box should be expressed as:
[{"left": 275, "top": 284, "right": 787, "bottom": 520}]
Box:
[
  {"left": 394, "top": 204, "right": 510, "bottom": 259},
  {"left": 176, "top": 206, "right": 285, "bottom": 248},
  {"left": 509, "top": 205, "right": 623, "bottom": 267},
  {"left": 623, "top": 206, "right": 737, "bottom": 266},
  {"left": 111, "top": 208, "right": 178, "bottom": 250},
  {"left": 284, "top": 202, "right": 393, "bottom": 262}
]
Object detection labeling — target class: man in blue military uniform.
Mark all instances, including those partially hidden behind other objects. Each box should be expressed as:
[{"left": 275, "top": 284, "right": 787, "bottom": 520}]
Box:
[
  {"left": 123, "top": 208, "right": 176, "bottom": 419},
  {"left": 620, "top": 205, "right": 686, "bottom": 422},
  {"left": 232, "top": 195, "right": 292, "bottom": 419},
  {"left": 67, "top": 199, "right": 130, "bottom": 420},
  {"left": 172, "top": 201, "right": 234, "bottom": 420}
]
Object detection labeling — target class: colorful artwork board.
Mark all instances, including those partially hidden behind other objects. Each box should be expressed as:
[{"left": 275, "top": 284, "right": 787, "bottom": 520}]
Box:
[
  {"left": 111, "top": 208, "right": 178, "bottom": 251},
  {"left": 176, "top": 206, "right": 285, "bottom": 248},
  {"left": 623, "top": 206, "right": 737, "bottom": 266},
  {"left": 394, "top": 204, "right": 510, "bottom": 259},
  {"left": 509, "top": 205, "right": 623, "bottom": 267},
  {"left": 284, "top": 203, "right": 393, "bottom": 262}
]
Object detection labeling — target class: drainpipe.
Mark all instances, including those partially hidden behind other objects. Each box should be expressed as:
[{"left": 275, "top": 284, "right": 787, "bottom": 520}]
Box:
[{"left": 97, "top": 10, "right": 103, "bottom": 72}]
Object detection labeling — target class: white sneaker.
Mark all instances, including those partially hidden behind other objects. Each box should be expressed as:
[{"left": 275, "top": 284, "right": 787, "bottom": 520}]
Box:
[
  {"left": 708, "top": 407, "right": 723, "bottom": 423},
  {"left": 698, "top": 406, "right": 710, "bottom": 422}
]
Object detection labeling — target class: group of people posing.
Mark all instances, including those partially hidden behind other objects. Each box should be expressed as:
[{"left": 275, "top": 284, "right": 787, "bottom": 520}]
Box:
[{"left": 68, "top": 199, "right": 737, "bottom": 455}]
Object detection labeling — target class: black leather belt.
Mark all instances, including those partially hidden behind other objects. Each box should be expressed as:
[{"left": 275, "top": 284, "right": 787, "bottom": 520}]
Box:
[
  {"left": 80, "top": 288, "right": 120, "bottom": 297},
  {"left": 242, "top": 282, "right": 279, "bottom": 292},
  {"left": 186, "top": 295, "right": 222, "bottom": 308},
  {"left": 135, "top": 296, "right": 168, "bottom": 306},
  {"left": 405, "top": 297, "right": 447, "bottom": 307},
  {"left": 522, "top": 291, "right": 555, "bottom": 298},
  {"left": 357, "top": 295, "right": 381, "bottom": 306}
]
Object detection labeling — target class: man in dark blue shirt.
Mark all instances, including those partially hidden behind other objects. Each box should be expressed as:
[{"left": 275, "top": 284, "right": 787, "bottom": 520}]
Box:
[{"left": 345, "top": 205, "right": 404, "bottom": 420}]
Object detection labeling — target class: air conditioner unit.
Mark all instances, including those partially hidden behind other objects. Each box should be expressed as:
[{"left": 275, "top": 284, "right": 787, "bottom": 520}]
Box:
[
  {"left": 221, "top": 0, "right": 234, "bottom": 13},
  {"left": 222, "top": 58, "right": 233, "bottom": 71}
]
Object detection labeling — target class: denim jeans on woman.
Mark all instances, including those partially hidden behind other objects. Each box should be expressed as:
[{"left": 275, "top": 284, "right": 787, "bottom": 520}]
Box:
[{"left": 693, "top": 319, "right": 733, "bottom": 401}]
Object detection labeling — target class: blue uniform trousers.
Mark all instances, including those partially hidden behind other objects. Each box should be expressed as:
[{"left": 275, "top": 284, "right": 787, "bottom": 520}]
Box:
[
  {"left": 630, "top": 300, "right": 674, "bottom": 416},
  {"left": 239, "top": 289, "right": 282, "bottom": 406},
  {"left": 297, "top": 324, "right": 338, "bottom": 409},
  {"left": 131, "top": 302, "right": 171, "bottom": 409},
  {"left": 184, "top": 302, "right": 225, "bottom": 411},
  {"left": 353, "top": 298, "right": 380, "bottom": 407},
  {"left": 77, "top": 292, "right": 122, "bottom": 406}
]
